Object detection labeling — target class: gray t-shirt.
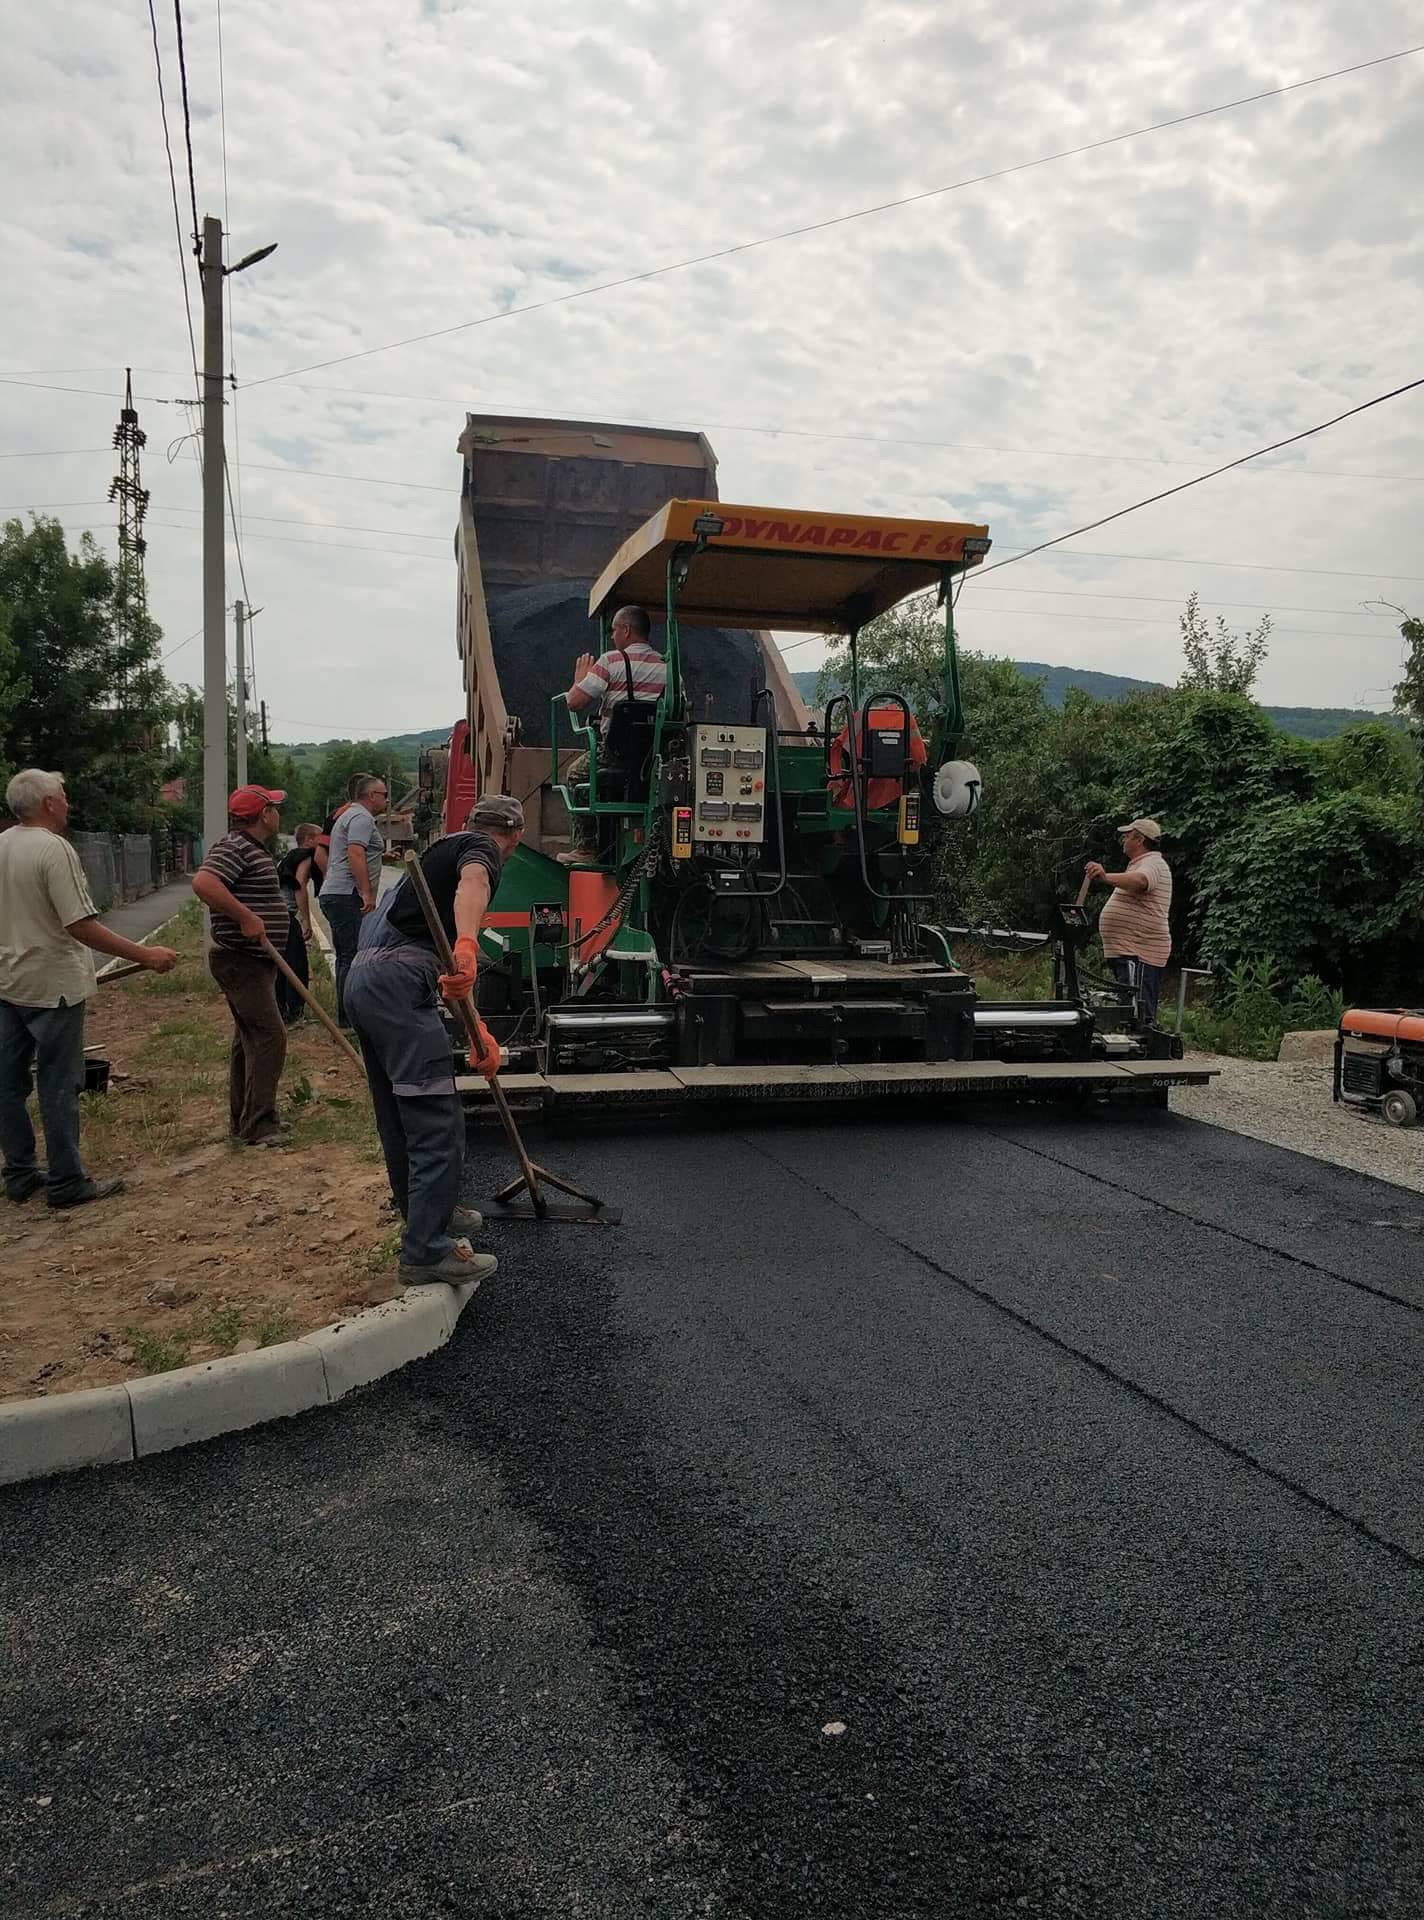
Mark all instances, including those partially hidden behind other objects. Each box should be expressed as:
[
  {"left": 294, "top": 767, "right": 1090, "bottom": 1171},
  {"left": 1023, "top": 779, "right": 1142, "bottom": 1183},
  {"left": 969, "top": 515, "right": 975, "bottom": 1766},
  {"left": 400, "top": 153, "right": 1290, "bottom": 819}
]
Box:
[{"left": 320, "top": 803, "right": 384, "bottom": 899}]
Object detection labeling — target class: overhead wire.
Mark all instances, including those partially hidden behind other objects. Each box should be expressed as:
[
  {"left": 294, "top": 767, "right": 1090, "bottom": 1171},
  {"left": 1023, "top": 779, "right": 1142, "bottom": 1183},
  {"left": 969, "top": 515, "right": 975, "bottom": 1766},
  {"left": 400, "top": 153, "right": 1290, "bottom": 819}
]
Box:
[
  {"left": 145, "top": 0, "right": 201, "bottom": 398},
  {"left": 171, "top": 0, "right": 202, "bottom": 262},
  {"left": 0, "top": 447, "right": 108, "bottom": 461},
  {"left": 240, "top": 44, "right": 1424, "bottom": 391},
  {"left": 969, "top": 375, "right": 1424, "bottom": 581},
  {"left": 6, "top": 368, "right": 1424, "bottom": 489}
]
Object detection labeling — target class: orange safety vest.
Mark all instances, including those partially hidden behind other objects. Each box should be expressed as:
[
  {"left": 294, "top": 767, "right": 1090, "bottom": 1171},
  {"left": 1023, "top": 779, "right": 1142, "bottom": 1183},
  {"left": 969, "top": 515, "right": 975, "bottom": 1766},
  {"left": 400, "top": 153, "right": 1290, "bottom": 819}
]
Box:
[{"left": 828, "top": 706, "right": 927, "bottom": 812}]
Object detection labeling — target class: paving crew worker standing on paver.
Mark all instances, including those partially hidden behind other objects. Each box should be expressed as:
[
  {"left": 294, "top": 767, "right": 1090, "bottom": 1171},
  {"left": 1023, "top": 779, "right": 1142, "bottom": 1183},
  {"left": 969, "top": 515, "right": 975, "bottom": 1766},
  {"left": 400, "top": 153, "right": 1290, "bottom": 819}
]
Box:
[
  {"left": 191, "top": 785, "right": 292, "bottom": 1147},
  {"left": 0, "top": 768, "right": 179, "bottom": 1209},
  {"left": 1085, "top": 816, "right": 1173, "bottom": 1024},
  {"left": 319, "top": 773, "right": 387, "bottom": 1026},
  {"left": 559, "top": 605, "right": 665, "bottom": 863},
  {"left": 345, "top": 794, "right": 523, "bottom": 1288}
]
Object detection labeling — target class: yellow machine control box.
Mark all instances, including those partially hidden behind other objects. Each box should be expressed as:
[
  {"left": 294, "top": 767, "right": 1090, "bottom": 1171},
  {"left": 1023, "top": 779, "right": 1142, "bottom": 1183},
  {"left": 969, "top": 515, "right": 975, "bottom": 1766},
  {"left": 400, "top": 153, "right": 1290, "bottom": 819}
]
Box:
[{"left": 690, "top": 724, "right": 768, "bottom": 844}]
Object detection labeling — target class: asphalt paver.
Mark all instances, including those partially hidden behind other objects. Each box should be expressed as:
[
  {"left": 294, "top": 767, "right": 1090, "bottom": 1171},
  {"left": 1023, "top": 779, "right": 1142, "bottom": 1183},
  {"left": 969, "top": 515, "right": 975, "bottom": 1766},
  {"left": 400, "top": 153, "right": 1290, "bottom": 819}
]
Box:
[{"left": 3, "top": 1103, "right": 1420, "bottom": 1917}]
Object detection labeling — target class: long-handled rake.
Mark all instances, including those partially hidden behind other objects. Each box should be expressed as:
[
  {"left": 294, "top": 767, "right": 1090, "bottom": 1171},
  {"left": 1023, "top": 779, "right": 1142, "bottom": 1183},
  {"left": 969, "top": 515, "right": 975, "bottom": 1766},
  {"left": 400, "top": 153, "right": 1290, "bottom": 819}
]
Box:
[{"left": 400, "top": 853, "right": 617, "bottom": 1226}]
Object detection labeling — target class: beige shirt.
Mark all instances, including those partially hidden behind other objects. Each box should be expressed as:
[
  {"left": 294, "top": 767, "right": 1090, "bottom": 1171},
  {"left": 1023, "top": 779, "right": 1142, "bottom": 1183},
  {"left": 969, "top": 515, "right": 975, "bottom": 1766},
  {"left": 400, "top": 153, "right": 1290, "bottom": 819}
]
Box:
[
  {"left": 1098, "top": 850, "right": 1172, "bottom": 967},
  {"left": 0, "top": 826, "right": 99, "bottom": 1007}
]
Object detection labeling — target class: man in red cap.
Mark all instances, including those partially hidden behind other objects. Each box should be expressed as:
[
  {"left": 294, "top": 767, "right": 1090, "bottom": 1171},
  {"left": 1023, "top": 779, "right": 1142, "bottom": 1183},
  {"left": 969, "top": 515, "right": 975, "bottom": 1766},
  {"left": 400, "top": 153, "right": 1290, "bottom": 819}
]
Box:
[{"left": 192, "top": 786, "right": 292, "bottom": 1146}]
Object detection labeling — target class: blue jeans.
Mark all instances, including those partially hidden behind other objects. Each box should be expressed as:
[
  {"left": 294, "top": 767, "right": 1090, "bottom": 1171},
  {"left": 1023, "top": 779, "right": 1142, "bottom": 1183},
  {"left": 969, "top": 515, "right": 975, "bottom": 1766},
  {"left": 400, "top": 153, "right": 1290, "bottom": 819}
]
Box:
[
  {"left": 321, "top": 891, "right": 364, "bottom": 1025},
  {"left": 0, "top": 997, "right": 89, "bottom": 1198},
  {"left": 345, "top": 936, "right": 464, "bottom": 1267},
  {"left": 1108, "top": 956, "right": 1164, "bottom": 1024}
]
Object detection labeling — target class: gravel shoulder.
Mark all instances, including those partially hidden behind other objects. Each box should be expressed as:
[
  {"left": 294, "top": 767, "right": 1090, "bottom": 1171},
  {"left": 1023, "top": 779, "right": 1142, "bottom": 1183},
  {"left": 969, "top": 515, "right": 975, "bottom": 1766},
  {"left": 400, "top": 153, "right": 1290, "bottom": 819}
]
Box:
[{"left": 1172, "top": 1049, "right": 1424, "bottom": 1195}]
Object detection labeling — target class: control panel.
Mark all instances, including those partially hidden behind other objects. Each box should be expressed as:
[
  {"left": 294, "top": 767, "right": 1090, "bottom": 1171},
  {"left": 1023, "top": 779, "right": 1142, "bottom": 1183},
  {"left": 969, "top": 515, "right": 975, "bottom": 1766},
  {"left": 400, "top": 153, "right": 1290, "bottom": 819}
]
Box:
[{"left": 690, "top": 723, "right": 768, "bottom": 844}]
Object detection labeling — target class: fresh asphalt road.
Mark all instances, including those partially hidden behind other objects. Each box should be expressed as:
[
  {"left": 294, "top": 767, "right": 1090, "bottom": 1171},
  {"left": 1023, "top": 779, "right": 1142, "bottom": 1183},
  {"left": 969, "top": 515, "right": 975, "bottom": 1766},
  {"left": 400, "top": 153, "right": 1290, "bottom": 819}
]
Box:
[{"left": 3, "top": 1103, "right": 1422, "bottom": 1918}]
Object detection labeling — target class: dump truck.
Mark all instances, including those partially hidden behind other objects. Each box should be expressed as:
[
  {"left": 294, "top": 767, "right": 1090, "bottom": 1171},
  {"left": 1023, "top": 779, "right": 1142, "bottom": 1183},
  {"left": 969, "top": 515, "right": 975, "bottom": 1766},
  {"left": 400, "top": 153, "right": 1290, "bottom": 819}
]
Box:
[{"left": 443, "top": 412, "right": 1212, "bottom": 1113}]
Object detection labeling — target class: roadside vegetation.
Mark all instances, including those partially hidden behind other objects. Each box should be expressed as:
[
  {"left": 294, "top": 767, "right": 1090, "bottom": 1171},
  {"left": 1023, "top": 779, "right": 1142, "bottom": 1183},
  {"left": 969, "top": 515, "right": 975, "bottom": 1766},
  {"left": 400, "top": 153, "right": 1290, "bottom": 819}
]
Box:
[{"left": 823, "top": 598, "right": 1424, "bottom": 1056}]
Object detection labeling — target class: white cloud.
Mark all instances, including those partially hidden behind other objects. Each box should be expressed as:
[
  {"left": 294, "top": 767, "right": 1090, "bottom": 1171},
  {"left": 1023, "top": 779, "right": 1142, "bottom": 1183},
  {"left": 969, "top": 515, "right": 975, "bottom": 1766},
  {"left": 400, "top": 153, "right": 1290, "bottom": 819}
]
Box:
[{"left": 1, "top": 0, "right": 1421, "bottom": 740}]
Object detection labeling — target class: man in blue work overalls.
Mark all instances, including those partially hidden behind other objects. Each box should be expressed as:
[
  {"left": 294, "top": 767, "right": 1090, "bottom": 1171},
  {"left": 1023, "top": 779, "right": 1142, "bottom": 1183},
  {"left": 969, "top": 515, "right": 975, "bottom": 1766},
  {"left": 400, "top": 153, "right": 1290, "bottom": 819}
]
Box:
[{"left": 346, "top": 795, "right": 524, "bottom": 1288}]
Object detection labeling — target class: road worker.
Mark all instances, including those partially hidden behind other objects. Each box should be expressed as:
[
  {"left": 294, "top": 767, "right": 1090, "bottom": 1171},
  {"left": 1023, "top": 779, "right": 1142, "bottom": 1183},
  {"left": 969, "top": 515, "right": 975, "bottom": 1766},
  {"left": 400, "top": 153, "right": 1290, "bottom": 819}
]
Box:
[{"left": 344, "top": 795, "right": 524, "bottom": 1288}]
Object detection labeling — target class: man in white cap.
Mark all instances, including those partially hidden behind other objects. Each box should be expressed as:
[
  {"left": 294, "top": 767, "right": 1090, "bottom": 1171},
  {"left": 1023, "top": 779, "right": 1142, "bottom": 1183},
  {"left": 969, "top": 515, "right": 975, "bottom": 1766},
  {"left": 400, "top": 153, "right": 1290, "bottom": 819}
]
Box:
[{"left": 1084, "top": 817, "right": 1172, "bottom": 1024}]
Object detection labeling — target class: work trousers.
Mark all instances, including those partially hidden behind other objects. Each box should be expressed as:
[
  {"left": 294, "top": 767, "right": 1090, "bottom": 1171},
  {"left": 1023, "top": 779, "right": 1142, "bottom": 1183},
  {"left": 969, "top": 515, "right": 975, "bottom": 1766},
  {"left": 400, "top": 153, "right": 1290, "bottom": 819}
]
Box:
[
  {"left": 0, "top": 997, "right": 89, "bottom": 1199},
  {"left": 276, "top": 905, "right": 310, "bottom": 1023},
  {"left": 1107, "top": 955, "right": 1165, "bottom": 1025},
  {"left": 321, "top": 891, "right": 363, "bottom": 1025},
  {"left": 208, "top": 947, "right": 288, "bottom": 1142},
  {"left": 345, "top": 939, "right": 464, "bottom": 1268}
]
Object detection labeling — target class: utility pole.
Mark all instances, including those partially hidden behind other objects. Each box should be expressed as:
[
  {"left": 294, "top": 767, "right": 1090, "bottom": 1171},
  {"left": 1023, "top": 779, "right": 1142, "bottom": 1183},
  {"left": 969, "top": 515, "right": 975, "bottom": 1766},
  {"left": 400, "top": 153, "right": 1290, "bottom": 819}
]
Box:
[
  {"left": 234, "top": 599, "right": 248, "bottom": 788},
  {"left": 199, "top": 218, "right": 277, "bottom": 851},
  {"left": 200, "top": 214, "right": 227, "bottom": 853},
  {"left": 260, "top": 700, "right": 269, "bottom": 752}
]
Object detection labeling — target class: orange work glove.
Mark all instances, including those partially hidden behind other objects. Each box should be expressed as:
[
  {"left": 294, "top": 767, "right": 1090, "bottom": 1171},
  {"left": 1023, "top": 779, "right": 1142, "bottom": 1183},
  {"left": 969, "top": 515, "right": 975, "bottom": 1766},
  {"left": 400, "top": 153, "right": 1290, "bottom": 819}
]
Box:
[
  {"left": 438, "top": 934, "right": 480, "bottom": 1004},
  {"left": 470, "top": 1015, "right": 501, "bottom": 1080}
]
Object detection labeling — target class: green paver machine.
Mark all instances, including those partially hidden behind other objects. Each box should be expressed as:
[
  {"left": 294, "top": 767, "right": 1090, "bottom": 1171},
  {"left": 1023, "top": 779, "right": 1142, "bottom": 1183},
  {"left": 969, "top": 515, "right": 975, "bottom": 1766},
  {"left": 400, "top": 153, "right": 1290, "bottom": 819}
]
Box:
[{"left": 455, "top": 481, "right": 1206, "bottom": 1114}]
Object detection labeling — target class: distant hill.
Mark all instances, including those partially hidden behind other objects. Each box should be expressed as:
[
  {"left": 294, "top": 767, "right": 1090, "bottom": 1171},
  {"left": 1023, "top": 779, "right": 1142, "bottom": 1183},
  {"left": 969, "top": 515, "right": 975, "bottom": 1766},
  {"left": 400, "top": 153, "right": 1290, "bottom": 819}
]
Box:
[
  {"left": 789, "top": 666, "right": 1395, "bottom": 742},
  {"left": 275, "top": 726, "right": 450, "bottom": 772}
]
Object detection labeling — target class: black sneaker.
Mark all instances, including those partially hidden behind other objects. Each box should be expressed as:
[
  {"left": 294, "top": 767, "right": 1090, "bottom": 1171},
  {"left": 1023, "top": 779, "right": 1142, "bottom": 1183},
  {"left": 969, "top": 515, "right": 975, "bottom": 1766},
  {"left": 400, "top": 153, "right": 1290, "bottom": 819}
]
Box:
[
  {"left": 4, "top": 1169, "right": 46, "bottom": 1204},
  {"left": 47, "top": 1177, "right": 124, "bottom": 1211}
]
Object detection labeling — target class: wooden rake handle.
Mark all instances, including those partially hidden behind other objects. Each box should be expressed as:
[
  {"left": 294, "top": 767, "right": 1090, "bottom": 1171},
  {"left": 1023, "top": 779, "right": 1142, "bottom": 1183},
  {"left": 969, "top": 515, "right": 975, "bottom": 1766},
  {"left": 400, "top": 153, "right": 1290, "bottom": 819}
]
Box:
[{"left": 259, "top": 937, "right": 367, "bottom": 1075}]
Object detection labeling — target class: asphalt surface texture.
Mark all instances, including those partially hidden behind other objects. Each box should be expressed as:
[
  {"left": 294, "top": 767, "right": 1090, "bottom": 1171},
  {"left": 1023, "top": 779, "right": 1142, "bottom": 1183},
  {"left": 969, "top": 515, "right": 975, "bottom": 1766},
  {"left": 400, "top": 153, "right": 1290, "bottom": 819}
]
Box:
[
  {"left": 97, "top": 878, "right": 193, "bottom": 944},
  {"left": 3, "top": 1100, "right": 1422, "bottom": 1918}
]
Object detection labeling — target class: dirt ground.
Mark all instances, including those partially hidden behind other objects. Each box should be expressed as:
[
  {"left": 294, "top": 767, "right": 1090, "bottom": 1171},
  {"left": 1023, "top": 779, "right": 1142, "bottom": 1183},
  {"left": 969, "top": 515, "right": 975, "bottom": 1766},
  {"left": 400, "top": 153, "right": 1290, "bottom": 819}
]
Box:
[{"left": 0, "top": 905, "right": 405, "bottom": 1402}]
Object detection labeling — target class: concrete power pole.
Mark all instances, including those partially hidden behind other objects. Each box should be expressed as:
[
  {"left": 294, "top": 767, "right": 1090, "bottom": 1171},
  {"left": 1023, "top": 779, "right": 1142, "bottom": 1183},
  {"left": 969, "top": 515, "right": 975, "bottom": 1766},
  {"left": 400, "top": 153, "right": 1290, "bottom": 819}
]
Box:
[
  {"left": 234, "top": 599, "right": 248, "bottom": 788},
  {"left": 200, "top": 214, "right": 227, "bottom": 852}
]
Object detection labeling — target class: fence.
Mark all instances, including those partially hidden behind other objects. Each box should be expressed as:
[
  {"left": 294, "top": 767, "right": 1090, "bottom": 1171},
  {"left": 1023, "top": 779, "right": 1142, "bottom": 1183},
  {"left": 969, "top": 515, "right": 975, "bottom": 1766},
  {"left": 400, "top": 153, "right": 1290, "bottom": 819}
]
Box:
[{"left": 70, "top": 827, "right": 197, "bottom": 910}]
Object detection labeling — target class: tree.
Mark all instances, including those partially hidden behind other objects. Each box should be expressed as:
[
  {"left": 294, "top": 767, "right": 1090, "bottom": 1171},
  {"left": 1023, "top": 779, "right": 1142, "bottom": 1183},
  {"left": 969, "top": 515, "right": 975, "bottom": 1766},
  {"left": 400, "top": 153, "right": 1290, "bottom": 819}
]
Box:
[
  {"left": 815, "top": 590, "right": 951, "bottom": 728},
  {"left": 161, "top": 682, "right": 314, "bottom": 837},
  {"left": 0, "top": 516, "right": 172, "bottom": 830},
  {"left": 1391, "top": 608, "right": 1424, "bottom": 733},
  {"left": 1178, "top": 590, "right": 1272, "bottom": 696}
]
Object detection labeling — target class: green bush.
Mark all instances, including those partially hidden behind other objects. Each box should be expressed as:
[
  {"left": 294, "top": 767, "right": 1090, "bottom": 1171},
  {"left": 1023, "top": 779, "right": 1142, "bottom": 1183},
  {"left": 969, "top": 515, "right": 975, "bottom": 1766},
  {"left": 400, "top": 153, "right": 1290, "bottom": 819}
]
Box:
[
  {"left": 1196, "top": 793, "right": 1424, "bottom": 999},
  {"left": 1182, "top": 958, "right": 1345, "bottom": 1060}
]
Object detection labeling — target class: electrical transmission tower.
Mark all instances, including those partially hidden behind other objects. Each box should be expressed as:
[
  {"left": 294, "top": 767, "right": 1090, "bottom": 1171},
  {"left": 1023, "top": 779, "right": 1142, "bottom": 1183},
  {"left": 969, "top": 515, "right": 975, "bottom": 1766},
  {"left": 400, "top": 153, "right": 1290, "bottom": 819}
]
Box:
[{"left": 108, "top": 368, "right": 151, "bottom": 718}]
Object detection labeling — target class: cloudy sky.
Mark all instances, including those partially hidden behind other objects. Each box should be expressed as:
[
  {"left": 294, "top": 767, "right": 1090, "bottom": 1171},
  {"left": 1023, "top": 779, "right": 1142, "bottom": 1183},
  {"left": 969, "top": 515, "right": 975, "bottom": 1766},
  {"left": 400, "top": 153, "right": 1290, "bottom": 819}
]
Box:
[{"left": 3, "top": 0, "right": 1422, "bottom": 743}]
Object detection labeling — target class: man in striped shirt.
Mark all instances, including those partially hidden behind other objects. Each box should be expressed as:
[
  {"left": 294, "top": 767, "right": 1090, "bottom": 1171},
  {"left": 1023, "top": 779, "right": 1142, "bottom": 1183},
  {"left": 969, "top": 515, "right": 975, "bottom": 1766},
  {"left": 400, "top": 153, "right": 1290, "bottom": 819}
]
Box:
[
  {"left": 1085, "top": 816, "right": 1173, "bottom": 1024},
  {"left": 560, "top": 606, "right": 666, "bottom": 862},
  {"left": 192, "top": 785, "right": 291, "bottom": 1146},
  {"left": 564, "top": 605, "right": 667, "bottom": 720}
]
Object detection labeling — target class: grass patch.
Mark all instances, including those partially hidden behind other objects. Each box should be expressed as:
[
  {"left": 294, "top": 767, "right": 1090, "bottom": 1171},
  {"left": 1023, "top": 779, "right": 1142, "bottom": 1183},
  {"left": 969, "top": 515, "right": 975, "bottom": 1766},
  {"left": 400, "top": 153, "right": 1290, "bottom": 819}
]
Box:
[
  {"left": 201, "top": 1303, "right": 245, "bottom": 1353},
  {"left": 140, "top": 1017, "right": 229, "bottom": 1067},
  {"left": 123, "top": 1325, "right": 193, "bottom": 1374},
  {"left": 253, "top": 1306, "right": 294, "bottom": 1347},
  {"left": 959, "top": 941, "right": 1053, "bottom": 1001},
  {"left": 364, "top": 1225, "right": 402, "bottom": 1275},
  {"left": 1180, "top": 958, "right": 1344, "bottom": 1060}
]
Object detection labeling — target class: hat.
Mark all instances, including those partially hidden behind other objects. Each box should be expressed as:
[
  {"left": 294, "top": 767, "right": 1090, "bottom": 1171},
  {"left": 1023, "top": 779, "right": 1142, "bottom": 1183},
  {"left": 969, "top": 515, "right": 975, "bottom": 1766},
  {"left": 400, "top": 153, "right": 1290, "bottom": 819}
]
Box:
[
  {"left": 1118, "top": 816, "right": 1162, "bottom": 840},
  {"left": 228, "top": 784, "right": 286, "bottom": 819},
  {"left": 466, "top": 793, "right": 525, "bottom": 832}
]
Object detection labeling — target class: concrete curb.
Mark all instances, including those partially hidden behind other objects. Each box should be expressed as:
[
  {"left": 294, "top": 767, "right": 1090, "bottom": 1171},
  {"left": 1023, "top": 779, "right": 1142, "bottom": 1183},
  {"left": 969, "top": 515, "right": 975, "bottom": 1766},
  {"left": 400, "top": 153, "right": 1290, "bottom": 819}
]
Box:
[{"left": 0, "top": 1281, "right": 479, "bottom": 1488}]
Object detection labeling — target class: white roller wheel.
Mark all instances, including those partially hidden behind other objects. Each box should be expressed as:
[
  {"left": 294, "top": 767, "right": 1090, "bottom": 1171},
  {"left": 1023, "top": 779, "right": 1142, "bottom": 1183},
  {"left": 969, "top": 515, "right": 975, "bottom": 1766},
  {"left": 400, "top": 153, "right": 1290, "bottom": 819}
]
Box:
[
  {"left": 933, "top": 760, "right": 983, "bottom": 818},
  {"left": 1382, "top": 1088, "right": 1417, "bottom": 1128}
]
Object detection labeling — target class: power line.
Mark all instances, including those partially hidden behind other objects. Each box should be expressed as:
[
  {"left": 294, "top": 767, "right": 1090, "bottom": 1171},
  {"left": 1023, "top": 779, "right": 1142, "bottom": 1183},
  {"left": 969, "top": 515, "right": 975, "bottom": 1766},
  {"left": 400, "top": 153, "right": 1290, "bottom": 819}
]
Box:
[
  {"left": 242, "top": 44, "right": 1424, "bottom": 392},
  {"left": 0, "top": 447, "right": 108, "bottom": 460},
  {"left": 145, "top": 0, "right": 201, "bottom": 393},
  {"left": 7, "top": 368, "right": 1424, "bottom": 489},
  {"left": 17, "top": 497, "right": 1414, "bottom": 614},
  {"left": 0, "top": 376, "right": 177, "bottom": 403},
  {"left": 171, "top": 0, "right": 202, "bottom": 259},
  {"left": 161, "top": 623, "right": 205, "bottom": 660},
  {"left": 971, "top": 376, "right": 1424, "bottom": 582}
]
